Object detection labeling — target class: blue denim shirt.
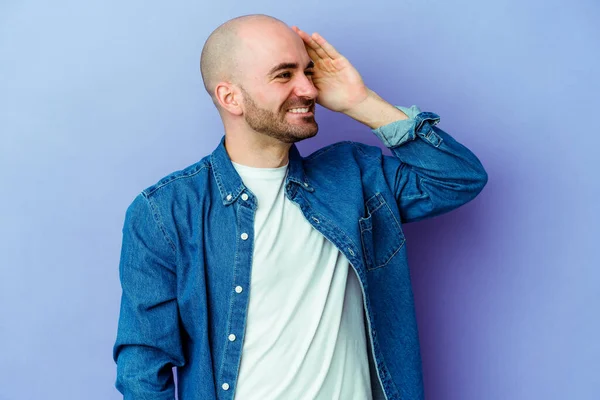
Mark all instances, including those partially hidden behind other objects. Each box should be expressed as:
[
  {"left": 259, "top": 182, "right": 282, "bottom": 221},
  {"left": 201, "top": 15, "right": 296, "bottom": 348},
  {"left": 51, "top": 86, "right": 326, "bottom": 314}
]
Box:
[{"left": 113, "top": 106, "right": 488, "bottom": 400}]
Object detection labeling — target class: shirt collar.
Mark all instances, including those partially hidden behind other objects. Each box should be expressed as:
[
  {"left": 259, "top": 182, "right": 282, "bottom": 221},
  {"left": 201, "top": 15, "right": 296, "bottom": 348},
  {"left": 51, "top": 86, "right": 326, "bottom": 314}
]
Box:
[{"left": 210, "top": 135, "right": 313, "bottom": 205}]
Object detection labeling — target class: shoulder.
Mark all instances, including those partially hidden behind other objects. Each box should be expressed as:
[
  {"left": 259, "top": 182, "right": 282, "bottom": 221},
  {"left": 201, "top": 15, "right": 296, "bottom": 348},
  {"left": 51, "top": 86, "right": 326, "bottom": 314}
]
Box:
[
  {"left": 140, "top": 157, "right": 212, "bottom": 199},
  {"left": 124, "top": 157, "right": 212, "bottom": 246}
]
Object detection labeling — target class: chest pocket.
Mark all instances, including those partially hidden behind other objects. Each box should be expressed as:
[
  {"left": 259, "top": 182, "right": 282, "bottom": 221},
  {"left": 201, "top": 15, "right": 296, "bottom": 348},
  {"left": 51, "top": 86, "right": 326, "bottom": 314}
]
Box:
[{"left": 359, "top": 192, "right": 406, "bottom": 271}]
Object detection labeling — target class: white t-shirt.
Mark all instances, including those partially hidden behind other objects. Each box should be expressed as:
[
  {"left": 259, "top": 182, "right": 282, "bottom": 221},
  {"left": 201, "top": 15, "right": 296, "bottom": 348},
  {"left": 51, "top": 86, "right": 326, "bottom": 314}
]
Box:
[{"left": 231, "top": 160, "right": 372, "bottom": 400}]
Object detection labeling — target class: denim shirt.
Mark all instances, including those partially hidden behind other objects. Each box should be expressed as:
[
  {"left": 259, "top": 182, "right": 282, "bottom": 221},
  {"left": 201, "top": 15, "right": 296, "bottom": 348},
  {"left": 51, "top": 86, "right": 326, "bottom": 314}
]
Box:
[{"left": 113, "top": 106, "right": 488, "bottom": 400}]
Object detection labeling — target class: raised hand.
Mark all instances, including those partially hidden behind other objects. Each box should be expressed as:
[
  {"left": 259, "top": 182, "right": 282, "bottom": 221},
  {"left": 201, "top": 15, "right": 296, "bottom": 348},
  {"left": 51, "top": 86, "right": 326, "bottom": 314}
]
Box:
[{"left": 292, "top": 26, "right": 370, "bottom": 114}]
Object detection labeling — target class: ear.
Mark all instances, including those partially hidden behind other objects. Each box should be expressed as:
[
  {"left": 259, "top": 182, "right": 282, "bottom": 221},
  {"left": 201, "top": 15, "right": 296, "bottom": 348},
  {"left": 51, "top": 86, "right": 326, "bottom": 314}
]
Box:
[{"left": 215, "top": 82, "right": 243, "bottom": 116}]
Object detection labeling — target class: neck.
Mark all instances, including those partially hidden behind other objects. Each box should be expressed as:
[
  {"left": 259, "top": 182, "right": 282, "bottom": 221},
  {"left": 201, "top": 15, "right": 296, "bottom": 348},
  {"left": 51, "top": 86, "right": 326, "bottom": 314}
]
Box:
[{"left": 224, "top": 130, "right": 291, "bottom": 168}]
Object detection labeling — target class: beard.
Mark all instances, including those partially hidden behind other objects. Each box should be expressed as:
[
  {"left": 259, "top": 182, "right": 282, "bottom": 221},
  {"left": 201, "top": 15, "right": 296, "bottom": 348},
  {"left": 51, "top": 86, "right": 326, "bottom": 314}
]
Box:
[{"left": 240, "top": 87, "right": 318, "bottom": 144}]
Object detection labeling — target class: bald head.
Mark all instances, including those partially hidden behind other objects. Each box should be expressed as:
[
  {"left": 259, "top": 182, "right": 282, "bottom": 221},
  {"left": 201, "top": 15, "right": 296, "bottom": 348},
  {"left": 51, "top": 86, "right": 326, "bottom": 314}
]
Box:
[{"left": 200, "top": 14, "right": 290, "bottom": 105}]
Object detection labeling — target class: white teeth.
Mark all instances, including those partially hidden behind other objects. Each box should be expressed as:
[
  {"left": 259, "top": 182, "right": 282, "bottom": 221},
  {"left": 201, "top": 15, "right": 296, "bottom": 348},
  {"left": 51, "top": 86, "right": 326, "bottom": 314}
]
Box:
[{"left": 288, "top": 107, "right": 310, "bottom": 114}]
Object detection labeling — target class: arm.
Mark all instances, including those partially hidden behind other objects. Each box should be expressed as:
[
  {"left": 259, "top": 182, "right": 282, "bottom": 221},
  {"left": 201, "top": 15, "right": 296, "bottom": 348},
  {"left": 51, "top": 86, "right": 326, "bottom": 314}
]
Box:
[
  {"left": 291, "top": 28, "right": 487, "bottom": 223},
  {"left": 353, "top": 95, "right": 488, "bottom": 223},
  {"left": 113, "top": 194, "right": 184, "bottom": 399}
]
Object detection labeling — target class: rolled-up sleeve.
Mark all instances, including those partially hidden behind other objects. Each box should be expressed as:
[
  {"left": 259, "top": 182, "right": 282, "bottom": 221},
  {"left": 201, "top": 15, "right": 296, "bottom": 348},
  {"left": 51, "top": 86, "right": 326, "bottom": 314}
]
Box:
[{"left": 370, "top": 106, "right": 488, "bottom": 223}]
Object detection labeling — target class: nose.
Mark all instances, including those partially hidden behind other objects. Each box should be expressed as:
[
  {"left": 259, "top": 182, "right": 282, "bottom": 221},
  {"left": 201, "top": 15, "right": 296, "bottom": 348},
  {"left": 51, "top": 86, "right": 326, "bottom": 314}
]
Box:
[{"left": 293, "top": 73, "right": 318, "bottom": 100}]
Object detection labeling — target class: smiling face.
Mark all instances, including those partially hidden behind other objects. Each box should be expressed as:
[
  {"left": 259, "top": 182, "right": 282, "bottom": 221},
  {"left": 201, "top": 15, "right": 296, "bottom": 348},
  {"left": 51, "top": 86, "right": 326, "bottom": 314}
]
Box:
[{"left": 235, "top": 22, "right": 319, "bottom": 143}]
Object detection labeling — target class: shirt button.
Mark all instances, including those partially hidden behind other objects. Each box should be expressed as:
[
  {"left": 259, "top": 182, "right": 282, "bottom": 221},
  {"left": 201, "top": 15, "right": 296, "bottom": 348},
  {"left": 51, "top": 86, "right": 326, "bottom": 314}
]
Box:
[
  {"left": 304, "top": 182, "right": 309, "bottom": 187},
  {"left": 241, "top": 233, "right": 248, "bottom": 240},
  {"left": 349, "top": 248, "right": 355, "bottom": 256},
  {"left": 226, "top": 194, "right": 232, "bottom": 201},
  {"left": 228, "top": 334, "right": 236, "bottom": 341},
  {"left": 222, "top": 383, "right": 230, "bottom": 390},
  {"left": 235, "top": 286, "right": 243, "bottom": 293},
  {"left": 241, "top": 193, "right": 249, "bottom": 201}
]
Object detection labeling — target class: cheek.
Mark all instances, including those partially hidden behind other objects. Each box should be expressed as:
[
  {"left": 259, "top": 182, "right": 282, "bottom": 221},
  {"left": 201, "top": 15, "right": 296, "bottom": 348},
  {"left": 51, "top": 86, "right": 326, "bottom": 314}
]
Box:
[
  {"left": 247, "top": 83, "right": 292, "bottom": 112},
  {"left": 262, "top": 85, "right": 288, "bottom": 104},
  {"left": 255, "top": 91, "right": 280, "bottom": 109},
  {"left": 270, "top": 95, "right": 291, "bottom": 113}
]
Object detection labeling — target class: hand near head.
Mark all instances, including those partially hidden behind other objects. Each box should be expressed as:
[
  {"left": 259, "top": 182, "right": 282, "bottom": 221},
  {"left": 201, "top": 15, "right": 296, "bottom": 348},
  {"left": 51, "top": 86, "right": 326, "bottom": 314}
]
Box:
[{"left": 292, "top": 26, "right": 370, "bottom": 114}]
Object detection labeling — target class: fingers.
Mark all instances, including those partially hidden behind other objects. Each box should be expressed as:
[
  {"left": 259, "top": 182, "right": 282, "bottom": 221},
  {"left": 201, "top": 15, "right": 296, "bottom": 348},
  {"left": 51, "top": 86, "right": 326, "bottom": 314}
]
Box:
[
  {"left": 311, "top": 32, "right": 342, "bottom": 60},
  {"left": 292, "top": 26, "right": 341, "bottom": 61},
  {"left": 293, "top": 26, "right": 328, "bottom": 60},
  {"left": 305, "top": 46, "right": 321, "bottom": 64}
]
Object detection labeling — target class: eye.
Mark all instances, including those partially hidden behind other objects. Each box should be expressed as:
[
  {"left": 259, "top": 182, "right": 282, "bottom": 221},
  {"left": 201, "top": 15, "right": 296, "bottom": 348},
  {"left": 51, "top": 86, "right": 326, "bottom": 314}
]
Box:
[{"left": 276, "top": 70, "right": 314, "bottom": 79}]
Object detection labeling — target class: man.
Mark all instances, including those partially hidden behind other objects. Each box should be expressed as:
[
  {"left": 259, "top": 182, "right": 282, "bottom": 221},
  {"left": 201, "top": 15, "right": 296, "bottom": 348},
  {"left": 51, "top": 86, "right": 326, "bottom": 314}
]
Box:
[{"left": 113, "top": 14, "right": 487, "bottom": 400}]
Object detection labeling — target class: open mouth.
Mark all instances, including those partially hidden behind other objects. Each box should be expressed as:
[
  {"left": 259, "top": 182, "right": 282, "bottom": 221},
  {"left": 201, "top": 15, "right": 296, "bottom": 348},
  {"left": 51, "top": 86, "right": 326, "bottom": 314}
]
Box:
[{"left": 286, "top": 105, "right": 314, "bottom": 116}]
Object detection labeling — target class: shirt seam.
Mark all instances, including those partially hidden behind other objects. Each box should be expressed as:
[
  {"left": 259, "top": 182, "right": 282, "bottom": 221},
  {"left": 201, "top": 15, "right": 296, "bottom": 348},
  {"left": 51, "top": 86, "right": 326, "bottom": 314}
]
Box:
[
  {"left": 141, "top": 192, "right": 177, "bottom": 255},
  {"left": 144, "top": 163, "right": 211, "bottom": 197}
]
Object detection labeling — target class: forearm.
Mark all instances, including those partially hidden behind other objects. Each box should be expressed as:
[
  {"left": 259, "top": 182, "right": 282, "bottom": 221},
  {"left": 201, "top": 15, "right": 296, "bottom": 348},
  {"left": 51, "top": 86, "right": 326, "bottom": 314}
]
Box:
[{"left": 343, "top": 88, "right": 409, "bottom": 129}]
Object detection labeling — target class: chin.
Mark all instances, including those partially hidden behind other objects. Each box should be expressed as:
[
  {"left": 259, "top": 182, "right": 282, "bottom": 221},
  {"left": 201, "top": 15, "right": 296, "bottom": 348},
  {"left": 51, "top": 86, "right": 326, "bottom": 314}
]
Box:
[{"left": 296, "top": 127, "right": 319, "bottom": 140}]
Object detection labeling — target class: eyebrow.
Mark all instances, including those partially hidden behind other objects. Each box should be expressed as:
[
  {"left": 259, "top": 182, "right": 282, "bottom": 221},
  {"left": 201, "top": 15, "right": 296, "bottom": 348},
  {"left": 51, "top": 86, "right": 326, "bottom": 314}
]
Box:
[{"left": 268, "top": 60, "right": 315, "bottom": 76}]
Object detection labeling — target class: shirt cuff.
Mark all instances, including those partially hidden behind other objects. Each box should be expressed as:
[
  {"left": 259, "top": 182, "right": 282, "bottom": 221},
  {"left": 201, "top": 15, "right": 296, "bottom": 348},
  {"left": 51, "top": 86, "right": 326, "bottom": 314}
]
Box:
[{"left": 370, "top": 105, "right": 422, "bottom": 148}]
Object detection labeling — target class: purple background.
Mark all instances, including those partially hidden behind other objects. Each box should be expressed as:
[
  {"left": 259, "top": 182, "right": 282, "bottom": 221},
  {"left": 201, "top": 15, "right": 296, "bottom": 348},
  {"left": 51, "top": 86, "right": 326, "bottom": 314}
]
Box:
[{"left": 1, "top": 0, "right": 598, "bottom": 399}]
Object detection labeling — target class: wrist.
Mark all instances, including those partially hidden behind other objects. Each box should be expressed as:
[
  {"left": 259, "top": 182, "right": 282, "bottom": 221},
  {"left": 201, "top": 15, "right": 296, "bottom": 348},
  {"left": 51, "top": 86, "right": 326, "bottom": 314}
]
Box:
[{"left": 344, "top": 88, "right": 409, "bottom": 129}]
